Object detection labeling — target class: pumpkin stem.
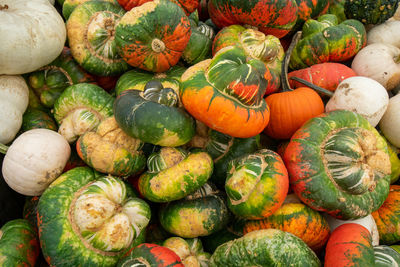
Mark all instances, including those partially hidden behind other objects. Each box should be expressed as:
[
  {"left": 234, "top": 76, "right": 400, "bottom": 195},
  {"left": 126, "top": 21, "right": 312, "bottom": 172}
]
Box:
[
  {"left": 290, "top": 76, "right": 334, "bottom": 97},
  {"left": 281, "top": 31, "right": 302, "bottom": 92},
  {"left": 151, "top": 39, "right": 166, "bottom": 53},
  {"left": 0, "top": 4, "right": 8, "bottom": 10},
  {"left": 0, "top": 143, "right": 8, "bottom": 154}
]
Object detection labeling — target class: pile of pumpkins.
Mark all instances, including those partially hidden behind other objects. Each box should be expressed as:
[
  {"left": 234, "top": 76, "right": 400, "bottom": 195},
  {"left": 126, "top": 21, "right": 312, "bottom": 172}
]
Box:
[{"left": 1, "top": 0, "right": 400, "bottom": 266}]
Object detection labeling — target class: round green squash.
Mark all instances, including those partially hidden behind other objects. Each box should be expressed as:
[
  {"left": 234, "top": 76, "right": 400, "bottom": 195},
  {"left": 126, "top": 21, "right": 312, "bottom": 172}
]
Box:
[
  {"left": 114, "top": 81, "right": 196, "bottom": 147},
  {"left": 344, "top": 0, "right": 399, "bottom": 25},
  {"left": 62, "top": 0, "right": 117, "bottom": 20},
  {"left": 66, "top": 1, "right": 129, "bottom": 76},
  {"left": 284, "top": 110, "right": 391, "bottom": 219},
  {"left": 159, "top": 183, "right": 231, "bottom": 238},
  {"left": 138, "top": 147, "right": 213, "bottom": 202},
  {"left": 163, "top": 237, "right": 211, "bottom": 266},
  {"left": 21, "top": 108, "right": 57, "bottom": 132},
  {"left": 0, "top": 219, "right": 39, "bottom": 267},
  {"left": 210, "top": 229, "right": 320, "bottom": 266},
  {"left": 374, "top": 245, "right": 400, "bottom": 266},
  {"left": 37, "top": 167, "right": 150, "bottom": 266}
]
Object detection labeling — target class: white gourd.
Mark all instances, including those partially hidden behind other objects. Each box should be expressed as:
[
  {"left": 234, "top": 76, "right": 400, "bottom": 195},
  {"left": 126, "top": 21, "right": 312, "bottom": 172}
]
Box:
[
  {"left": 367, "top": 20, "right": 400, "bottom": 48},
  {"left": 379, "top": 94, "right": 400, "bottom": 148}
]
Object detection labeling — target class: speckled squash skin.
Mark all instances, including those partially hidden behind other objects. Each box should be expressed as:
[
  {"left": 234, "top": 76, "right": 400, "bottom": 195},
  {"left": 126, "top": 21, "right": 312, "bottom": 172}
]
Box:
[
  {"left": 225, "top": 149, "right": 289, "bottom": 220},
  {"left": 163, "top": 237, "right": 211, "bottom": 266},
  {"left": 180, "top": 45, "right": 270, "bottom": 138},
  {"left": 289, "top": 14, "right": 366, "bottom": 69},
  {"left": 293, "top": 0, "right": 329, "bottom": 31},
  {"left": 208, "top": 0, "right": 299, "bottom": 38},
  {"left": 324, "top": 223, "right": 375, "bottom": 267},
  {"left": 62, "top": 0, "right": 118, "bottom": 20},
  {"left": 66, "top": 1, "right": 129, "bottom": 76},
  {"left": 212, "top": 25, "right": 284, "bottom": 95},
  {"left": 115, "top": 0, "right": 191, "bottom": 73},
  {"left": 372, "top": 185, "right": 400, "bottom": 245},
  {"left": 21, "top": 109, "right": 57, "bottom": 132},
  {"left": 284, "top": 110, "right": 391, "bottom": 219},
  {"left": 374, "top": 245, "right": 400, "bottom": 266},
  {"left": 210, "top": 229, "right": 321, "bottom": 266},
  {"left": 37, "top": 167, "right": 150, "bottom": 266},
  {"left": 138, "top": 147, "right": 213, "bottom": 202},
  {"left": 0, "top": 219, "right": 39, "bottom": 267},
  {"left": 344, "top": 0, "right": 399, "bottom": 25},
  {"left": 117, "top": 0, "right": 198, "bottom": 15}
]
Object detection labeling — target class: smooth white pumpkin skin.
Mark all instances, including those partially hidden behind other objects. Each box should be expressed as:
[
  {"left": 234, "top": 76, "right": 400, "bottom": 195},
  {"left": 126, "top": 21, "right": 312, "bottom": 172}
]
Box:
[
  {"left": 379, "top": 94, "right": 400, "bottom": 148},
  {"left": 351, "top": 43, "right": 400, "bottom": 90},
  {"left": 368, "top": 20, "right": 400, "bottom": 48},
  {"left": 325, "top": 76, "right": 389, "bottom": 127},
  {"left": 2, "top": 129, "right": 71, "bottom": 196},
  {"left": 0, "top": 75, "right": 29, "bottom": 144},
  {"left": 0, "top": 0, "right": 66, "bottom": 75}
]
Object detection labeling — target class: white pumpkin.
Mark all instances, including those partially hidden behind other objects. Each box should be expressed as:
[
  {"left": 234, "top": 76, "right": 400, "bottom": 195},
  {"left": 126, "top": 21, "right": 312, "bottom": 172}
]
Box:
[
  {"left": 379, "top": 94, "right": 400, "bottom": 148},
  {"left": 0, "top": 0, "right": 66, "bottom": 75},
  {"left": 323, "top": 213, "right": 380, "bottom": 246},
  {"left": 325, "top": 76, "right": 389, "bottom": 127},
  {"left": 367, "top": 20, "right": 400, "bottom": 48},
  {"left": 0, "top": 75, "right": 29, "bottom": 144},
  {"left": 2, "top": 129, "right": 71, "bottom": 196},
  {"left": 351, "top": 43, "right": 400, "bottom": 90}
]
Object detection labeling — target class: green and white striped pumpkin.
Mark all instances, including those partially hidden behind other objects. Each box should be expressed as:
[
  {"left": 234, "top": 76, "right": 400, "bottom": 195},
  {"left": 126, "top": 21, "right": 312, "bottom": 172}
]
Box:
[
  {"left": 375, "top": 245, "right": 400, "bottom": 267},
  {"left": 163, "top": 237, "right": 211, "bottom": 266}
]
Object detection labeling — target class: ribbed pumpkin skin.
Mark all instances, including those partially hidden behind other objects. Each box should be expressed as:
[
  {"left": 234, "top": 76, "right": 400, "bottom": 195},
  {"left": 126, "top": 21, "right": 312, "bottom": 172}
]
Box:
[
  {"left": 208, "top": 0, "right": 299, "bottom": 38},
  {"left": 117, "top": 0, "right": 198, "bottom": 15},
  {"left": 0, "top": 219, "right": 39, "bottom": 267},
  {"left": 66, "top": 1, "right": 129, "bottom": 76},
  {"left": 242, "top": 202, "right": 330, "bottom": 251},
  {"left": 163, "top": 237, "right": 211, "bottom": 266},
  {"left": 115, "top": 0, "right": 191, "bottom": 73},
  {"left": 21, "top": 109, "right": 58, "bottom": 132},
  {"left": 345, "top": 0, "right": 399, "bottom": 25},
  {"left": 212, "top": 25, "right": 284, "bottom": 95},
  {"left": 325, "top": 223, "right": 375, "bottom": 267},
  {"left": 374, "top": 245, "right": 400, "bottom": 266},
  {"left": 210, "top": 229, "right": 320, "bottom": 266},
  {"left": 225, "top": 149, "right": 289, "bottom": 220},
  {"left": 290, "top": 14, "right": 366, "bottom": 69},
  {"left": 116, "top": 243, "right": 184, "bottom": 267},
  {"left": 284, "top": 110, "right": 391, "bottom": 219},
  {"left": 180, "top": 46, "right": 270, "bottom": 138},
  {"left": 372, "top": 185, "right": 400, "bottom": 245},
  {"left": 288, "top": 62, "right": 356, "bottom": 92}
]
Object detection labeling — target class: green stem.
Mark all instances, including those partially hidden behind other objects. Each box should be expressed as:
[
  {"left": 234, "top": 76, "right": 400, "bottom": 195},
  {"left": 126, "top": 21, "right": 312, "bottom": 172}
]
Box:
[
  {"left": 0, "top": 143, "right": 8, "bottom": 154},
  {"left": 290, "top": 76, "right": 334, "bottom": 97},
  {"left": 281, "top": 31, "right": 302, "bottom": 92}
]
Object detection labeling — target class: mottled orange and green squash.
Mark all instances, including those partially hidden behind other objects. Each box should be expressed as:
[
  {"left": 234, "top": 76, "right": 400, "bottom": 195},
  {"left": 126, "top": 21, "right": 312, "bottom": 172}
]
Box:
[
  {"left": 284, "top": 110, "right": 391, "bottom": 219},
  {"left": 326, "top": 0, "right": 346, "bottom": 23},
  {"left": 115, "top": 0, "right": 191, "bottom": 73},
  {"left": 372, "top": 185, "right": 400, "bottom": 245},
  {"left": 293, "top": 0, "right": 330, "bottom": 31},
  {"left": 180, "top": 45, "right": 270, "bottom": 138},
  {"left": 208, "top": 0, "right": 299, "bottom": 38},
  {"left": 23, "top": 197, "right": 41, "bottom": 232},
  {"left": 21, "top": 108, "right": 58, "bottom": 132},
  {"left": 324, "top": 223, "right": 375, "bottom": 267},
  {"left": 117, "top": 0, "right": 198, "bottom": 15},
  {"left": 62, "top": 0, "right": 117, "bottom": 20},
  {"left": 212, "top": 25, "right": 284, "bottom": 95},
  {"left": 225, "top": 149, "right": 289, "bottom": 220}
]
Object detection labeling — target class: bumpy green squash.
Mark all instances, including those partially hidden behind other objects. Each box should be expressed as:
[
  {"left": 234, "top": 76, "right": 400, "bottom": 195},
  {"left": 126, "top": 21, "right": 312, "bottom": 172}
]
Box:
[
  {"left": 38, "top": 167, "right": 150, "bottom": 266},
  {"left": 163, "top": 237, "right": 211, "bottom": 266},
  {"left": 345, "top": 0, "right": 399, "bottom": 25},
  {"left": 210, "top": 229, "right": 320, "bottom": 266}
]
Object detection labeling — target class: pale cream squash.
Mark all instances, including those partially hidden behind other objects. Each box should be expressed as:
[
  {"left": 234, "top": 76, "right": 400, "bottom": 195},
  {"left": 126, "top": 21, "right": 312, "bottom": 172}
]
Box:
[{"left": 379, "top": 94, "right": 400, "bottom": 148}]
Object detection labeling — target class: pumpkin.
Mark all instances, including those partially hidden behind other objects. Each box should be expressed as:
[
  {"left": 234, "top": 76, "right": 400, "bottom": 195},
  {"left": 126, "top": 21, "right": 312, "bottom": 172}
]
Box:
[
  {"left": 0, "top": 75, "right": 29, "bottom": 144},
  {"left": 21, "top": 108, "right": 58, "bottom": 132},
  {"left": 38, "top": 167, "right": 150, "bottom": 266},
  {"left": 28, "top": 47, "right": 95, "bottom": 108},
  {"left": 374, "top": 245, "right": 400, "bottom": 266},
  {"left": 66, "top": 1, "right": 129, "bottom": 76},
  {"left": 289, "top": 14, "right": 366, "bottom": 69},
  {"left": 380, "top": 94, "right": 400, "bottom": 148},
  {"left": 23, "top": 196, "right": 41, "bottom": 232},
  {"left": 344, "top": 0, "right": 399, "bottom": 25},
  {"left": 367, "top": 19, "right": 400, "bottom": 48},
  {"left": 200, "top": 227, "right": 241, "bottom": 254},
  {"left": 351, "top": 43, "right": 400, "bottom": 91},
  {"left": 114, "top": 81, "right": 196, "bottom": 147},
  {"left": 53, "top": 83, "right": 114, "bottom": 143},
  {"left": 180, "top": 45, "right": 270, "bottom": 138},
  {"left": 264, "top": 32, "right": 325, "bottom": 140},
  {"left": 372, "top": 185, "right": 400, "bottom": 245},
  {"left": 210, "top": 229, "right": 320, "bottom": 266},
  {"left": 0, "top": 219, "right": 40, "bottom": 267},
  {"left": 386, "top": 139, "right": 400, "bottom": 183},
  {"left": 326, "top": 0, "right": 346, "bottom": 22},
  {"left": 1, "top": 129, "right": 70, "bottom": 196},
  {"left": 117, "top": 0, "right": 198, "bottom": 15},
  {"left": 0, "top": 0, "right": 66, "bottom": 75},
  {"left": 115, "top": 0, "right": 191, "bottom": 73},
  {"left": 284, "top": 110, "right": 391, "bottom": 219},
  {"left": 138, "top": 147, "right": 213, "bottom": 202},
  {"left": 62, "top": 0, "right": 116, "bottom": 20},
  {"left": 208, "top": 0, "right": 299, "bottom": 38},
  {"left": 225, "top": 149, "right": 289, "bottom": 220},
  {"left": 159, "top": 183, "right": 231, "bottom": 238},
  {"left": 116, "top": 243, "right": 184, "bottom": 267},
  {"left": 293, "top": 0, "right": 330, "bottom": 31},
  {"left": 241, "top": 194, "right": 330, "bottom": 251},
  {"left": 76, "top": 117, "right": 146, "bottom": 177},
  {"left": 163, "top": 237, "right": 211, "bottom": 266},
  {"left": 212, "top": 24, "right": 284, "bottom": 95},
  {"left": 324, "top": 223, "right": 375, "bottom": 267}
]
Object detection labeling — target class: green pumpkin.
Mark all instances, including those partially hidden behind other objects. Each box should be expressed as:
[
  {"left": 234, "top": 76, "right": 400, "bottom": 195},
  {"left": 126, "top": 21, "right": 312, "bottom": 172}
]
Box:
[
  {"left": 114, "top": 80, "right": 196, "bottom": 147},
  {"left": 38, "top": 167, "right": 150, "bottom": 266},
  {"left": 53, "top": 83, "right": 114, "bottom": 143},
  {"left": 200, "top": 228, "right": 241, "bottom": 254},
  {"left": 210, "top": 229, "right": 320, "bottom": 266},
  {"left": 344, "top": 0, "right": 399, "bottom": 25},
  {"left": 326, "top": 0, "right": 347, "bottom": 22},
  {"left": 374, "top": 245, "right": 400, "bottom": 266},
  {"left": 21, "top": 108, "right": 57, "bottom": 132},
  {"left": 0, "top": 219, "right": 39, "bottom": 267},
  {"left": 62, "top": 0, "right": 118, "bottom": 20},
  {"left": 163, "top": 237, "right": 211, "bottom": 266},
  {"left": 138, "top": 147, "right": 213, "bottom": 202}
]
